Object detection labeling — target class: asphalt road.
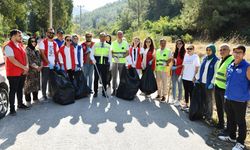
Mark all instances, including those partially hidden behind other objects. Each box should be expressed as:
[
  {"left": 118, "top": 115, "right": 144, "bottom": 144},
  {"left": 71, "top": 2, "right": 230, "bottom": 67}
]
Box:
[{"left": 0, "top": 86, "right": 215, "bottom": 150}]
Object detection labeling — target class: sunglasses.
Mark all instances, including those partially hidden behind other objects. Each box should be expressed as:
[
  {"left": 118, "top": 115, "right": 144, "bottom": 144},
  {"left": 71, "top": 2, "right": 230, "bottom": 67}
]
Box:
[
  {"left": 146, "top": 41, "right": 151, "bottom": 43},
  {"left": 48, "top": 32, "right": 54, "bottom": 34},
  {"left": 86, "top": 36, "right": 92, "bottom": 38},
  {"left": 177, "top": 42, "right": 183, "bottom": 45},
  {"left": 66, "top": 39, "right": 71, "bottom": 42},
  {"left": 31, "top": 40, "right": 36, "bottom": 43},
  {"left": 187, "top": 48, "right": 193, "bottom": 50}
]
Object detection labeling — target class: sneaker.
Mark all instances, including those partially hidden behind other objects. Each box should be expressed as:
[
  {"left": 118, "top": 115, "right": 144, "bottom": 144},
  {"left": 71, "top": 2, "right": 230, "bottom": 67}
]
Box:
[
  {"left": 181, "top": 105, "right": 189, "bottom": 111},
  {"left": 93, "top": 93, "right": 98, "bottom": 97},
  {"left": 155, "top": 95, "right": 161, "bottom": 99},
  {"left": 232, "top": 143, "right": 245, "bottom": 150},
  {"left": 9, "top": 110, "right": 16, "bottom": 116},
  {"left": 140, "top": 92, "right": 145, "bottom": 96},
  {"left": 18, "top": 104, "right": 30, "bottom": 110},
  {"left": 170, "top": 100, "right": 177, "bottom": 104},
  {"left": 218, "top": 133, "right": 236, "bottom": 143},
  {"left": 26, "top": 102, "right": 31, "bottom": 107},
  {"left": 111, "top": 91, "right": 116, "bottom": 96},
  {"left": 145, "top": 95, "right": 150, "bottom": 98},
  {"left": 174, "top": 101, "right": 181, "bottom": 107},
  {"left": 102, "top": 93, "right": 109, "bottom": 98},
  {"left": 160, "top": 97, "right": 166, "bottom": 102}
]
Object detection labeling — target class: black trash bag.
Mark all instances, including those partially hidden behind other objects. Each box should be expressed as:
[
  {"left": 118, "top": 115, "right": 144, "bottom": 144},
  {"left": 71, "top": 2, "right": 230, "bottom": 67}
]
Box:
[
  {"left": 140, "top": 66, "right": 157, "bottom": 95},
  {"left": 189, "top": 83, "right": 204, "bottom": 121},
  {"left": 73, "top": 71, "right": 92, "bottom": 99},
  {"left": 49, "top": 70, "right": 75, "bottom": 105},
  {"left": 116, "top": 66, "right": 140, "bottom": 100}
]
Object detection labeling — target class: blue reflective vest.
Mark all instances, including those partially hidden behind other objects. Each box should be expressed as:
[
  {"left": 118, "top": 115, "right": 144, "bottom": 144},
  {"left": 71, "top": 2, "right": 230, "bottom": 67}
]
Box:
[{"left": 225, "top": 59, "right": 250, "bottom": 102}]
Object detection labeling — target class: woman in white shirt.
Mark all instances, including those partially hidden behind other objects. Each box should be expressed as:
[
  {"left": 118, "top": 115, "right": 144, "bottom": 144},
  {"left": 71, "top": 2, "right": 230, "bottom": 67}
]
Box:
[
  {"left": 127, "top": 37, "right": 144, "bottom": 75},
  {"left": 58, "top": 35, "right": 77, "bottom": 82},
  {"left": 181, "top": 44, "right": 200, "bottom": 110}
]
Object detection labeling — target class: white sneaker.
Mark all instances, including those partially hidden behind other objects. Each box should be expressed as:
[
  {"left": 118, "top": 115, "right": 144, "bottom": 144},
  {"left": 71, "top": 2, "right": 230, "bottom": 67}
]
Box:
[
  {"left": 170, "top": 100, "right": 177, "bottom": 104},
  {"left": 26, "top": 102, "right": 31, "bottom": 107},
  {"left": 232, "top": 143, "right": 245, "bottom": 150},
  {"left": 218, "top": 135, "right": 236, "bottom": 143},
  {"left": 174, "top": 101, "right": 180, "bottom": 107}
]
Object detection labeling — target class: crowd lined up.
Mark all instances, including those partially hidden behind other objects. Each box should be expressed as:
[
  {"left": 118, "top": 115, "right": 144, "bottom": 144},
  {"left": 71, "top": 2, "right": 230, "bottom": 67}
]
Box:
[{"left": 3, "top": 28, "right": 250, "bottom": 150}]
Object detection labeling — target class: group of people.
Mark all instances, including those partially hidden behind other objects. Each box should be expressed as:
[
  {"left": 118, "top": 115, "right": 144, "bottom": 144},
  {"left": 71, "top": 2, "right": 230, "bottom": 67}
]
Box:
[{"left": 3, "top": 28, "right": 250, "bottom": 150}]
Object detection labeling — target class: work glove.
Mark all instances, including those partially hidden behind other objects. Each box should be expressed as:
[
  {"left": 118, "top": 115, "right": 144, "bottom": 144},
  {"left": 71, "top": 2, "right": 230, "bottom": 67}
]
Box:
[
  {"left": 49, "top": 64, "right": 54, "bottom": 70},
  {"left": 114, "top": 57, "right": 119, "bottom": 63},
  {"left": 61, "top": 65, "right": 65, "bottom": 71},
  {"left": 148, "top": 60, "right": 153, "bottom": 65},
  {"left": 55, "top": 64, "right": 60, "bottom": 71},
  {"left": 75, "top": 67, "right": 81, "bottom": 71},
  {"left": 171, "top": 66, "right": 177, "bottom": 70},
  {"left": 208, "top": 83, "right": 214, "bottom": 90}
]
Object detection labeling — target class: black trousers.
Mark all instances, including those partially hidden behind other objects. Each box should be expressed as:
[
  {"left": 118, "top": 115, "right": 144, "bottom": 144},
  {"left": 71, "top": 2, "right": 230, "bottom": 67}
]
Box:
[
  {"left": 182, "top": 79, "right": 194, "bottom": 104},
  {"left": 225, "top": 100, "right": 247, "bottom": 145},
  {"left": 25, "top": 91, "right": 38, "bottom": 102},
  {"left": 215, "top": 85, "right": 227, "bottom": 127},
  {"left": 7, "top": 75, "right": 26, "bottom": 112},
  {"left": 94, "top": 64, "right": 109, "bottom": 94}
]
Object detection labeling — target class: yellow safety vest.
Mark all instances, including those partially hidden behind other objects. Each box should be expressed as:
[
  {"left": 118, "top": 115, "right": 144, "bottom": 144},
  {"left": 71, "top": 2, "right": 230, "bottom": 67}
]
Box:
[
  {"left": 94, "top": 42, "right": 110, "bottom": 64},
  {"left": 214, "top": 55, "right": 234, "bottom": 89},
  {"left": 156, "top": 48, "right": 171, "bottom": 72},
  {"left": 111, "top": 40, "right": 128, "bottom": 63}
]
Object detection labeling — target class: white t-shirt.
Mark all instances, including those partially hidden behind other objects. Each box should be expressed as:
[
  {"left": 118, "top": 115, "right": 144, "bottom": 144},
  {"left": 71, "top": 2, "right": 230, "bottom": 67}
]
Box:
[
  {"left": 39, "top": 40, "right": 59, "bottom": 66},
  {"left": 182, "top": 54, "right": 200, "bottom": 81},
  {"left": 58, "top": 46, "right": 72, "bottom": 70}
]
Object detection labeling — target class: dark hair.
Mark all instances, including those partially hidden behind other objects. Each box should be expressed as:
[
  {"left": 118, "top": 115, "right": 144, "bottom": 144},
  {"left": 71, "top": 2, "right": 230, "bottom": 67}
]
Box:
[
  {"left": 10, "top": 29, "right": 21, "bottom": 37},
  {"left": 106, "top": 34, "right": 112, "bottom": 45},
  {"left": 143, "top": 37, "right": 155, "bottom": 52},
  {"left": 27, "top": 37, "right": 37, "bottom": 50},
  {"left": 174, "top": 39, "right": 185, "bottom": 59},
  {"left": 64, "top": 35, "right": 71, "bottom": 46},
  {"left": 234, "top": 45, "right": 246, "bottom": 53}
]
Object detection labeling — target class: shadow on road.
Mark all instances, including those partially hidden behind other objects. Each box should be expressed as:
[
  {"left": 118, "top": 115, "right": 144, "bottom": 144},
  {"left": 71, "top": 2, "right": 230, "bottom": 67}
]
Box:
[{"left": 0, "top": 92, "right": 212, "bottom": 149}]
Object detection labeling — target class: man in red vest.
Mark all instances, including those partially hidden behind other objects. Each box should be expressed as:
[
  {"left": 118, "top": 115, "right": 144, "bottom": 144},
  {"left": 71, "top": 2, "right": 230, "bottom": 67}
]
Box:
[
  {"left": 4, "top": 29, "right": 30, "bottom": 116},
  {"left": 39, "top": 28, "right": 59, "bottom": 101}
]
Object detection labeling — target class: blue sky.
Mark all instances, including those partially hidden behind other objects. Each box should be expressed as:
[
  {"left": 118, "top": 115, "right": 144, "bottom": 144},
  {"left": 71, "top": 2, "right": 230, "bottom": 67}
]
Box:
[{"left": 73, "top": 0, "right": 118, "bottom": 11}]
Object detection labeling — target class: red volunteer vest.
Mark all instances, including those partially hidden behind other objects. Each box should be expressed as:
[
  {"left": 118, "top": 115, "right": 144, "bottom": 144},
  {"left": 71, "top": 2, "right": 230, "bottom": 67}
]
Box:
[
  {"left": 43, "top": 39, "right": 58, "bottom": 66},
  {"left": 129, "top": 47, "right": 142, "bottom": 69},
  {"left": 146, "top": 48, "right": 156, "bottom": 71},
  {"left": 82, "top": 42, "right": 95, "bottom": 64},
  {"left": 5, "top": 40, "right": 27, "bottom": 76},
  {"left": 59, "top": 45, "right": 76, "bottom": 70}
]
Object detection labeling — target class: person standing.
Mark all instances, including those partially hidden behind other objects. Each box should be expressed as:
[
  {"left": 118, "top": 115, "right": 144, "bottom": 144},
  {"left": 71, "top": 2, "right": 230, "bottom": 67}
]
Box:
[
  {"left": 142, "top": 37, "right": 156, "bottom": 71},
  {"left": 171, "top": 39, "right": 185, "bottom": 106},
  {"left": 92, "top": 32, "right": 112, "bottom": 98},
  {"left": 111, "top": 31, "right": 129, "bottom": 96},
  {"left": 127, "top": 37, "right": 144, "bottom": 75},
  {"left": 81, "top": 33, "right": 96, "bottom": 90},
  {"left": 214, "top": 44, "right": 234, "bottom": 129},
  {"left": 155, "top": 39, "right": 172, "bottom": 102},
  {"left": 106, "top": 34, "right": 112, "bottom": 87},
  {"left": 198, "top": 44, "right": 219, "bottom": 123},
  {"left": 181, "top": 44, "right": 200, "bottom": 111},
  {"left": 24, "top": 37, "right": 43, "bottom": 107},
  {"left": 54, "top": 28, "right": 65, "bottom": 48},
  {"left": 39, "top": 28, "right": 59, "bottom": 101},
  {"left": 4, "top": 29, "right": 29, "bottom": 115},
  {"left": 58, "top": 36, "right": 77, "bottom": 82},
  {"left": 72, "top": 34, "right": 83, "bottom": 71},
  {"left": 218, "top": 45, "right": 250, "bottom": 150}
]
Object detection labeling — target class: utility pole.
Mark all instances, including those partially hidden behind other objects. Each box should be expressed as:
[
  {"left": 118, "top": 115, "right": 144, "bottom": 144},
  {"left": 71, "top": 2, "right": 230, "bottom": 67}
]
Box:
[
  {"left": 78, "top": 5, "right": 84, "bottom": 33},
  {"left": 49, "top": 0, "right": 53, "bottom": 28}
]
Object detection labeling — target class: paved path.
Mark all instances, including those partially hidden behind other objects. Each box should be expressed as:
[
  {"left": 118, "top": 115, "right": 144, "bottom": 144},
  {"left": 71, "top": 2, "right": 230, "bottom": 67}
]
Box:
[{"left": 0, "top": 88, "right": 215, "bottom": 150}]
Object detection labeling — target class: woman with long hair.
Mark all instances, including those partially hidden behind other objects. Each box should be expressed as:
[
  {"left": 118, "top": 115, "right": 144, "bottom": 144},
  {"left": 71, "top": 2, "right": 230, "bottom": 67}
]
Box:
[
  {"left": 171, "top": 39, "right": 185, "bottom": 106},
  {"left": 24, "top": 37, "right": 43, "bottom": 106}
]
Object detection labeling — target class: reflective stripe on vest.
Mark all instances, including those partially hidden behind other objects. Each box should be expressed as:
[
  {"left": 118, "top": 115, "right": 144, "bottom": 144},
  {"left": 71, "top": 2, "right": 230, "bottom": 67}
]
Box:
[
  {"left": 94, "top": 42, "right": 110, "bottom": 64},
  {"left": 214, "top": 55, "right": 234, "bottom": 89},
  {"left": 111, "top": 40, "right": 127, "bottom": 63},
  {"left": 156, "top": 48, "right": 171, "bottom": 72}
]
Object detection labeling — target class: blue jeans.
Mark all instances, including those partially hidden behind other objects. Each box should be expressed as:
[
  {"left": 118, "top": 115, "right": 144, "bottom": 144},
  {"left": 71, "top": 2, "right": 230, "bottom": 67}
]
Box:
[
  {"left": 82, "top": 64, "right": 94, "bottom": 90},
  {"left": 171, "top": 71, "right": 183, "bottom": 101}
]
